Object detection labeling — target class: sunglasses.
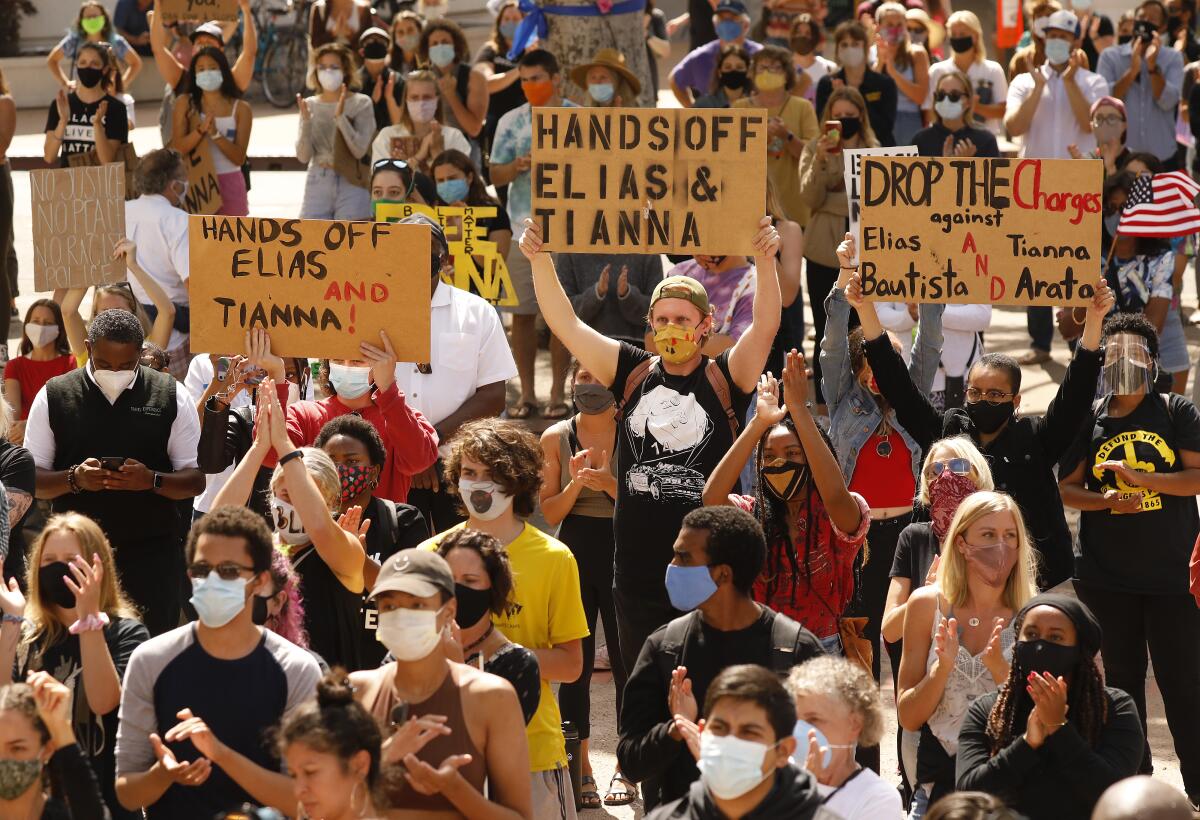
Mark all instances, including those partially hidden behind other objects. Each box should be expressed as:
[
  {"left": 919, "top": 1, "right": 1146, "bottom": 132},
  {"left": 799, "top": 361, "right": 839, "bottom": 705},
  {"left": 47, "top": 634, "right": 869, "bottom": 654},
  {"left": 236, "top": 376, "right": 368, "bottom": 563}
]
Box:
[
  {"left": 187, "top": 561, "right": 256, "bottom": 581},
  {"left": 934, "top": 90, "right": 967, "bottom": 103},
  {"left": 928, "top": 458, "right": 970, "bottom": 477}
]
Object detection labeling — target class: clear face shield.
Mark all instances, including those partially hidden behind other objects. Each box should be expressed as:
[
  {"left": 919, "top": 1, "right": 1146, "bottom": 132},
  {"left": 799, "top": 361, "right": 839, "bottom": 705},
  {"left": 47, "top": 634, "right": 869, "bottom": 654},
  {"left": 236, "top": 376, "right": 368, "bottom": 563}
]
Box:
[{"left": 1101, "top": 333, "right": 1155, "bottom": 396}]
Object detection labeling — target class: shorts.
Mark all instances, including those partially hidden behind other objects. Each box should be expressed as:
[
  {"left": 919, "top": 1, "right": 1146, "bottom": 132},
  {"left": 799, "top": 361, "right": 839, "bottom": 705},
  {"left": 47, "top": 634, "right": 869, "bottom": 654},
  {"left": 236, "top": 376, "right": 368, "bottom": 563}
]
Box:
[
  {"left": 530, "top": 765, "right": 578, "bottom": 820},
  {"left": 500, "top": 251, "right": 538, "bottom": 316},
  {"left": 216, "top": 170, "right": 249, "bottom": 217},
  {"left": 1159, "top": 304, "right": 1190, "bottom": 373}
]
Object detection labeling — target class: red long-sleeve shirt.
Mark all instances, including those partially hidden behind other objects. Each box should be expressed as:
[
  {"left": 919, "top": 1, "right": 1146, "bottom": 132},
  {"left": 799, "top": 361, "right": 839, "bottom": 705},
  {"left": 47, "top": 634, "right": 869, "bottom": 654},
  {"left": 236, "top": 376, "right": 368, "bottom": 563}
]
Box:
[{"left": 285, "top": 383, "right": 439, "bottom": 503}]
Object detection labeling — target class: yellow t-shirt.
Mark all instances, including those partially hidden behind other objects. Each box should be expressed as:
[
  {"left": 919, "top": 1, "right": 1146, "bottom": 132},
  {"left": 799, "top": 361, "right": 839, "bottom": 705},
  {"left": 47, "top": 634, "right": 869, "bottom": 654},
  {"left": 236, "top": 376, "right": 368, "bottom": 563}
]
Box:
[
  {"left": 419, "top": 522, "right": 590, "bottom": 772},
  {"left": 735, "top": 95, "right": 818, "bottom": 226}
]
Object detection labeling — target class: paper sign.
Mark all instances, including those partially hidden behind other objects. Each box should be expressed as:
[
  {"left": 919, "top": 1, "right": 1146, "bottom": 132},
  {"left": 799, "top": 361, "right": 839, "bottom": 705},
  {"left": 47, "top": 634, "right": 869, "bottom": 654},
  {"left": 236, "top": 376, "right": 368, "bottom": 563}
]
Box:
[
  {"left": 375, "top": 201, "right": 518, "bottom": 306},
  {"left": 858, "top": 157, "right": 1103, "bottom": 306},
  {"left": 183, "top": 143, "right": 224, "bottom": 216},
  {"left": 189, "top": 216, "right": 432, "bottom": 361},
  {"left": 531, "top": 107, "right": 768, "bottom": 254},
  {"left": 30, "top": 165, "right": 127, "bottom": 291},
  {"left": 844, "top": 146, "right": 918, "bottom": 267},
  {"left": 158, "top": 0, "right": 239, "bottom": 23}
]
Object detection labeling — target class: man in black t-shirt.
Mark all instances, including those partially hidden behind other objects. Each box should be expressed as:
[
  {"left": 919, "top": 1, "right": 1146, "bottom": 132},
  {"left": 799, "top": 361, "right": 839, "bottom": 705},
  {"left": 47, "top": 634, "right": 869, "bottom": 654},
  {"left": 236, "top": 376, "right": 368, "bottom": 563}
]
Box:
[
  {"left": 1059, "top": 312, "right": 1200, "bottom": 804},
  {"left": 519, "top": 216, "right": 782, "bottom": 676},
  {"left": 617, "top": 506, "right": 821, "bottom": 810}
]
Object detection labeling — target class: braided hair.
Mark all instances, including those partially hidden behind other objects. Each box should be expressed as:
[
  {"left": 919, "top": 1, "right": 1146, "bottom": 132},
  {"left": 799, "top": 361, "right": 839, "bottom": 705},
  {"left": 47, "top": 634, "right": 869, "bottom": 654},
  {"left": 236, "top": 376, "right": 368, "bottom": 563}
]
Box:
[
  {"left": 985, "top": 609, "right": 1109, "bottom": 754},
  {"left": 751, "top": 418, "right": 865, "bottom": 611}
]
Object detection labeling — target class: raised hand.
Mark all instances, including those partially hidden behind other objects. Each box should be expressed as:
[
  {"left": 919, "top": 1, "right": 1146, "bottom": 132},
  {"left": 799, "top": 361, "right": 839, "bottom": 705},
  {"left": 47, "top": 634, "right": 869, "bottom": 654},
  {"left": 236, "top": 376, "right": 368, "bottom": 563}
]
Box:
[
  {"left": 0, "top": 578, "right": 24, "bottom": 619},
  {"left": 297, "top": 94, "right": 311, "bottom": 120},
  {"left": 668, "top": 666, "right": 698, "bottom": 724},
  {"left": 836, "top": 232, "right": 857, "bottom": 270},
  {"left": 754, "top": 374, "right": 788, "bottom": 426},
  {"left": 64, "top": 552, "right": 104, "bottom": 618},
  {"left": 337, "top": 506, "right": 372, "bottom": 546},
  {"left": 782, "top": 349, "right": 808, "bottom": 408},
  {"left": 92, "top": 100, "right": 108, "bottom": 130},
  {"left": 360, "top": 330, "right": 398, "bottom": 392},
  {"left": 752, "top": 215, "right": 782, "bottom": 257},
  {"left": 518, "top": 218, "right": 543, "bottom": 261},
  {"left": 924, "top": 554, "right": 941, "bottom": 587},
  {"left": 845, "top": 272, "right": 866, "bottom": 309},
  {"left": 112, "top": 238, "right": 137, "bottom": 266},
  {"left": 28, "top": 671, "right": 74, "bottom": 749}
]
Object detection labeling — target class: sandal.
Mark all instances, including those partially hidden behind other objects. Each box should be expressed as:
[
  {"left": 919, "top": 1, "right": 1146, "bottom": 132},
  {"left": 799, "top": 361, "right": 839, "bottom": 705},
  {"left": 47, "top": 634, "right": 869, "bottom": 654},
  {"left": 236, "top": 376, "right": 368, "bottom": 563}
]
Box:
[
  {"left": 580, "top": 774, "right": 602, "bottom": 810},
  {"left": 604, "top": 773, "right": 637, "bottom": 807},
  {"left": 543, "top": 401, "right": 571, "bottom": 420},
  {"left": 507, "top": 401, "right": 537, "bottom": 420}
]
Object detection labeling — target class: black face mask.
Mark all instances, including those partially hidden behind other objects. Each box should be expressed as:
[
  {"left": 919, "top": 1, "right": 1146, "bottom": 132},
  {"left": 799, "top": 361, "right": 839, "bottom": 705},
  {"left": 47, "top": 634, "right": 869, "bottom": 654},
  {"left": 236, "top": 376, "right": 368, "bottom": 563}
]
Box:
[
  {"left": 38, "top": 562, "right": 76, "bottom": 610},
  {"left": 791, "top": 36, "right": 815, "bottom": 54},
  {"left": 363, "top": 41, "right": 390, "bottom": 60},
  {"left": 760, "top": 461, "right": 810, "bottom": 501},
  {"left": 838, "top": 116, "right": 862, "bottom": 139},
  {"left": 76, "top": 67, "right": 104, "bottom": 89},
  {"left": 720, "top": 69, "right": 748, "bottom": 89},
  {"left": 1118, "top": 33, "right": 1134, "bottom": 44},
  {"left": 454, "top": 583, "right": 493, "bottom": 628},
  {"left": 1168, "top": 14, "right": 1184, "bottom": 33},
  {"left": 949, "top": 34, "right": 975, "bottom": 53},
  {"left": 965, "top": 399, "right": 1014, "bottom": 434},
  {"left": 251, "top": 594, "right": 270, "bottom": 626},
  {"left": 1014, "top": 639, "right": 1081, "bottom": 681}
]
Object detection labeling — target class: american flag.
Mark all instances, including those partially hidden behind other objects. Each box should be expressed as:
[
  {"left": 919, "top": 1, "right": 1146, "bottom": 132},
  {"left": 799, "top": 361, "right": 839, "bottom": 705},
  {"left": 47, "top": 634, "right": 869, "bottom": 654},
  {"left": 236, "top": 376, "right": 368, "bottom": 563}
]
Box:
[{"left": 1117, "top": 171, "right": 1200, "bottom": 237}]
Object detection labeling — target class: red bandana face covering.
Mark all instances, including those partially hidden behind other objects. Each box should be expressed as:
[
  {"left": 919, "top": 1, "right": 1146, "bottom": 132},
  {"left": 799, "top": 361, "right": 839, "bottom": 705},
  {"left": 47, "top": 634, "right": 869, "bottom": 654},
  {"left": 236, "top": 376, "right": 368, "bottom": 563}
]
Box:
[
  {"left": 338, "top": 465, "right": 375, "bottom": 504},
  {"left": 929, "top": 472, "right": 976, "bottom": 539}
]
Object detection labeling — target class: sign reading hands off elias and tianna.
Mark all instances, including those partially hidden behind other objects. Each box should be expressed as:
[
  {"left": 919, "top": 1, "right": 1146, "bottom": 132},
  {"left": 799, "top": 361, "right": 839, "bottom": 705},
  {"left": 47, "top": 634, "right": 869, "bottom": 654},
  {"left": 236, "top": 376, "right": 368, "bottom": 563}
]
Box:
[
  {"left": 189, "top": 216, "right": 431, "bottom": 361},
  {"left": 531, "top": 107, "right": 767, "bottom": 255},
  {"left": 858, "top": 157, "right": 1102, "bottom": 307}
]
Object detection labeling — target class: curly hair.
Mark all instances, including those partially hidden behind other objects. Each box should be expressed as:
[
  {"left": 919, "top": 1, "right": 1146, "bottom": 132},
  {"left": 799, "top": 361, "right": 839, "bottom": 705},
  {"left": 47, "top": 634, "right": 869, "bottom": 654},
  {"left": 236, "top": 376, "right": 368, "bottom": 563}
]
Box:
[
  {"left": 925, "top": 792, "right": 1020, "bottom": 820},
  {"left": 1102, "top": 311, "right": 1160, "bottom": 360},
  {"left": 315, "top": 414, "right": 387, "bottom": 467},
  {"left": 88, "top": 308, "right": 145, "bottom": 348},
  {"left": 985, "top": 611, "right": 1109, "bottom": 755},
  {"left": 265, "top": 546, "right": 309, "bottom": 648},
  {"left": 436, "top": 529, "right": 518, "bottom": 617},
  {"left": 135, "top": 148, "right": 185, "bottom": 198},
  {"left": 785, "top": 655, "right": 886, "bottom": 747},
  {"left": 445, "top": 419, "right": 543, "bottom": 518}
]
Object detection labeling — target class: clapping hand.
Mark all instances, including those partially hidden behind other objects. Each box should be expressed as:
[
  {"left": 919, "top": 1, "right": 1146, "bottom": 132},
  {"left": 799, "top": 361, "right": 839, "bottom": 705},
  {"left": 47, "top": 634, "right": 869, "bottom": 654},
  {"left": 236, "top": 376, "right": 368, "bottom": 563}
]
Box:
[
  {"left": 404, "top": 752, "right": 473, "bottom": 796},
  {"left": 28, "top": 671, "right": 74, "bottom": 750},
  {"left": 981, "top": 617, "right": 1009, "bottom": 682},
  {"left": 382, "top": 715, "right": 451, "bottom": 764},
  {"left": 150, "top": 732, "right": 212, "bottom": 787},
  {"left": 668, "top": 666, "right": 698, "bottom": 725},
  {"left": 753, "top": 374, "right": 788, "bottom": 427},
  {"left": 64, "top": 553, "right": 104, "bottom": 619},
  {"left": 164, "top": 708, "right": 228, "bottom": 765},
  {"left": 933, "top": 616, "right": 960, "bottom": 675},
  {"left": 337, "top": 505, "right": 372, "bottom": 546},
  {"left": 595, "top": 264, "right": 611, "bottom": 299},
  {"left": 674, "top": 715, "right": 704, "bottom": 761}
]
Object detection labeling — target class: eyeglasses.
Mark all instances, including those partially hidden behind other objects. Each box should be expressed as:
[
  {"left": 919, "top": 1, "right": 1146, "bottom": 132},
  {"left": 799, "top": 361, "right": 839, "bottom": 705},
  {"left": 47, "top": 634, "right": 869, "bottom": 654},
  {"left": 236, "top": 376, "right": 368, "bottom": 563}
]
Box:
[
  {"left": 187, "top": 561, "right": 257, "bottom": 581},
  {"left": 965, "top": 387, "right": 1014, "bottom": 403},
  {"left": 927, "top": 458, "right": 971, "bottom": 477},
  {"left": 1092, "top": 114, "right": 1124, "bottom": 127},
  {"left": 934, "top": 90, "right": 967, "bottom": 102}
]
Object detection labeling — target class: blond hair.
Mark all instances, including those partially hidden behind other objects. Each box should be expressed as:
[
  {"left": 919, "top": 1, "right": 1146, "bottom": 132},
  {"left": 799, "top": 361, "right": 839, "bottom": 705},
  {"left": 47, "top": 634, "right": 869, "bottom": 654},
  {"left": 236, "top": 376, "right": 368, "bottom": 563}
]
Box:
[
  {"left": 24, "top": 513, "right": 139, "bottom": 652},
  {"left": 785, "top": 656, "right": 885, "bottom": 747},
  {"left": 917, "top": 435, "right": 993, "bottom": 506},
  {"left": 947, "top": 10, "right": 987, "bottom": 62},
  {"left": 937, "top": 491, "right": 1038, "bottom": 610},
  {"left": 271, "top": 446, "right": 341, "bottom": 511}
]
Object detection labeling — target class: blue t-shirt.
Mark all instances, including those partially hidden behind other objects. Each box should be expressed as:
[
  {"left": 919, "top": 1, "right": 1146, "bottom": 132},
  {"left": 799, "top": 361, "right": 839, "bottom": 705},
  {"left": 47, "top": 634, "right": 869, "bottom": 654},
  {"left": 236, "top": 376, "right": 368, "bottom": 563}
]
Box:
[{"left": 491, "top": 100, "right": 579, "bottom": 226}]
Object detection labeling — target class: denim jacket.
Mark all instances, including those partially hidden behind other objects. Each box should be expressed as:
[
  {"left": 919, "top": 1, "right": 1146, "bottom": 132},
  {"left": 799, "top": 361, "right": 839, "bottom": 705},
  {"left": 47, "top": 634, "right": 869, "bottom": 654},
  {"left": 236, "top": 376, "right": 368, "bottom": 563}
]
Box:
[{"left": 820, "top": 286, "right": 945, "bottom": 484}]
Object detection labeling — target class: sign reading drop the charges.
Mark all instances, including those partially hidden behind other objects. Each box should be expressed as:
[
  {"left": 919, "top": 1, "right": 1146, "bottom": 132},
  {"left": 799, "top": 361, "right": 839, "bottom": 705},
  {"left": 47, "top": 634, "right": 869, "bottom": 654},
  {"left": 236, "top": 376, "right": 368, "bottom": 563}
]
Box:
[
  {"left": 157, "top": 0, "right": 239, "bottom": 24},
  {"left": 189, "top": 216, "right": 431, "bottom": 361},
  {"left": 531, "top": 107, "right": 767, "bottom": 255},
  {"left": 858, "top": 157, "right": 1103, "bottom": 306}
]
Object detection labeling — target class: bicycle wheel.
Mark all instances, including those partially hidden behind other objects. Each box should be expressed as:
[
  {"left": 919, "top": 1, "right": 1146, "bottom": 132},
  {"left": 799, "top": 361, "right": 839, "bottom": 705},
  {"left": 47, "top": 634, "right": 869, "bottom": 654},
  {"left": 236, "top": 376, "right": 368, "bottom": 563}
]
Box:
[{"left": 262, "top": 33, "right": 309, "bottom": 109}]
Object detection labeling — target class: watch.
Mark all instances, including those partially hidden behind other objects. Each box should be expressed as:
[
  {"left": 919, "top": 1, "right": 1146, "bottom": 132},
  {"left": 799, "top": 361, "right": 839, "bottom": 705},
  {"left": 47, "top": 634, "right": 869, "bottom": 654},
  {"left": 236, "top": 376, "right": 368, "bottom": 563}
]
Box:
[{"left": 152, "top": 472, "right": 164, "bottom": 490}]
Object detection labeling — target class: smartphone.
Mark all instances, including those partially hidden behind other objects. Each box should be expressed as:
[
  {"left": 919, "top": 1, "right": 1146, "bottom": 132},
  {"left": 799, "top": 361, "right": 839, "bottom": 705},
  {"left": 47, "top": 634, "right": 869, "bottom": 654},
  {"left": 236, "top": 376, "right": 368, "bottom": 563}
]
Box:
[
  {"left": 215, "top": 357, "right": 231, "bottom": 381},
  {"left": 100, "top": 457, "right": 125, "bottom": 471},
  {"left": 243, "top": 369, "right": 266, "bottom": 386},
  {"left": 390, "top": 702, "right": 410, "bottom": 728},
  {"left": 823, "top": 120, "right": 842, "bottom": 153}
]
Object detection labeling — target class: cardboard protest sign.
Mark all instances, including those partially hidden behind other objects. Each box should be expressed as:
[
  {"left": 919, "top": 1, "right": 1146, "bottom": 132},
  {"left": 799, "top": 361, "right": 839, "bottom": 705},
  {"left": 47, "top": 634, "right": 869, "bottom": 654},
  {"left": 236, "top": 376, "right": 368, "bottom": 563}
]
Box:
[
  {"left": 30, "top": 165, "right": 126, "bottom": 291},
  {"left": 375, "top": 201, "right": 518, "bottom": 306},
  {"left": 189, "top": 216, "right": 432, "bottom": 361},
  {"left": 858, "top": 157, "right": 1103, "bottom": 306},
  {"left": 844, "top": 146, "right": 918, "bottom": 267},
  {"left": 157, "top": 0, "right": 239, "bottom": 23},
  {"left": 531, "top": 107, "right": 768, "bottom": 254},
  {"left": 182, "top": 143, "right": 224, "bottom": 216}
]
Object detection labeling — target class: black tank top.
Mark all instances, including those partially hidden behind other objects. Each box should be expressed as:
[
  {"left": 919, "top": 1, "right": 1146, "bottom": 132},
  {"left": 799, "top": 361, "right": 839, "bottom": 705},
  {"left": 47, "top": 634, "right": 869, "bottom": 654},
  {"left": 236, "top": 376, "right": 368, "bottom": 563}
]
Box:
[{"left": 292, "top": 544, "right": 364, "bottom": 671}]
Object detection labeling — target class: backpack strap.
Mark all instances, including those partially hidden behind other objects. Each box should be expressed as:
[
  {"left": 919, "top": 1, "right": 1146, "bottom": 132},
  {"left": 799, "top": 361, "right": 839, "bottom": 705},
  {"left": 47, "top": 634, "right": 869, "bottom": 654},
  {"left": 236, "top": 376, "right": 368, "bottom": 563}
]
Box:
[
  {"left": 655, "top": 612, "right": 700, "bottom": 685},
  {"left": 704, "top": 360, "right": 740, "bottom": 439},
  {"left": 614, "top": 357, "right": 656, "bottom": 422},
  {"left": 767, "top": 611, "right": 806, "bottom": 677}
]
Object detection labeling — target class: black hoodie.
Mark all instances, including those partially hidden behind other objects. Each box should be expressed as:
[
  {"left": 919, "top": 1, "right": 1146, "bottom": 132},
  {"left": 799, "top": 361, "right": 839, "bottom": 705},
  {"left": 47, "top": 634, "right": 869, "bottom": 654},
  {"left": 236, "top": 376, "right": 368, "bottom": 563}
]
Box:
[{"left": 645, "top": 764, "right": 823, "bottom": 820}]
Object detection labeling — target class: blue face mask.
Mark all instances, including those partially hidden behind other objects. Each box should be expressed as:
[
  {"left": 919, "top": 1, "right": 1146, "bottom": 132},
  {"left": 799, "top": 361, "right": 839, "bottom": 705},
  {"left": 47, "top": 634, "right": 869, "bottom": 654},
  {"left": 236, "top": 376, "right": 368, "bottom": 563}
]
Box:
[
  {"left": 437, "top": 177, "right": 470, "bottom": 204},
  {"left": 190, "top": 573, "right": 249, "bottom": 628},
  {"left": 665, "top": 564, "right": 718, "bottom": 611},
  {"left": 195, "top": 69, "right": 223, "bottom": 92},
  {"left": 429, "top": 43, "right": 457, "bottom": 67},
  {"left": 1104, "top": 211, "right": 1121, "bottom": 236},
  {"left": 716, "top": 19, "right": 744, "bottom": 42},
  {"left": 589, "top": 82, "right": 615, "bottom": 103},
  {"left": 328, "top": 363, "right": 372, "bottom": 399},
  {"left": 500, "top": 20, "right": 519, "bottom": 39},
  {"left": 790, "top": 720, "right": 857, "bottom": 768}
]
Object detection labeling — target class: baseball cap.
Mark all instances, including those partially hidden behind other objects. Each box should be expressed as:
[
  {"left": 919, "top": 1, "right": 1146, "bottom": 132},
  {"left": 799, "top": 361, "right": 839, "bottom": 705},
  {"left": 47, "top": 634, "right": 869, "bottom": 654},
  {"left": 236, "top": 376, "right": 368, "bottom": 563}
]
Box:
[
  {"left": 715, "top": 0, "right": 749, "bottom": 16},
  {"left": 369, "top": 550, "right": 455, "bottom": 600},
  {"left": 1044, "top": 9, "right": 1080, "bottom": 34},
  {"left": 359, "top": 26, "right": 390, "bottom": 46},
  {"left": 399, "top": 213, "right": 450, "bottom": 258},
  {"left": 190, "top": 21, "right": 225, "bottom": 42},
  {"left": 650, "top": 276, "right": 711, "bottom": 317}
]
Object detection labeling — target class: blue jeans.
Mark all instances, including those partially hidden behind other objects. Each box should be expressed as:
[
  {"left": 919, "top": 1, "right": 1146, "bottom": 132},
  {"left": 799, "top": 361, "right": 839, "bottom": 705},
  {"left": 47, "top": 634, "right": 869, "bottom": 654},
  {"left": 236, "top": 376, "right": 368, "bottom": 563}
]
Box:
[
  {"left": 300, "top": 166, "right": 371, "bottom": 220},
  {"left": 1027, "top": 305, "right": 1053, "bottom": 352}
]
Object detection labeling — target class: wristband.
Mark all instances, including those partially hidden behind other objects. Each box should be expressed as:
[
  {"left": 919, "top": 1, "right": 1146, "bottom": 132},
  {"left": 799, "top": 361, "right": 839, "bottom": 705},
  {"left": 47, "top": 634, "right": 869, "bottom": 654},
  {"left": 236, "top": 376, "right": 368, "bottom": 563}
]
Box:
[
  {"left": 69, "top": 612, "right": 110, "bottom": 635},
  {"left": 279, "top": 450, "right": 304, "bottom": 466},
  {"left": 840, "top": 266, "right": 858, "bottom": 271},
  {"left": 66, "top": 465, "right": 82, "bottom": 494},
  {"left": 1, "top": 614, "right": 24, "bottom": 627}
]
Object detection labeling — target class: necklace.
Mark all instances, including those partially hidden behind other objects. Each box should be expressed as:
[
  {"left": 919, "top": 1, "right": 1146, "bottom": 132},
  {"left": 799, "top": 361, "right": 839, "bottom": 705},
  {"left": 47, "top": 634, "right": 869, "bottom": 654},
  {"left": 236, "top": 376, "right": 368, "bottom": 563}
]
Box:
[
  {"left": 876, "top": 418, "right": 893, "bottom": 458},
  {"left": 464, "top": 622, "right": 494, "bottom": 654}
]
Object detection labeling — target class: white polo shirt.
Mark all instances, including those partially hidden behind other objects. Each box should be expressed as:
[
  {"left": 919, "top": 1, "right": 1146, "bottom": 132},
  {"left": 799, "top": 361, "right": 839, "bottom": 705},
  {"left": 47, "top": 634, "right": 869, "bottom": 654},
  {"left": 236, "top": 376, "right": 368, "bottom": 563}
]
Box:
[
  {"left": 393, "top": 282, "right": 517, "bottom": 455},
  {"left": 1008, "top": 63, "right": 1110, "bottom": 158}
]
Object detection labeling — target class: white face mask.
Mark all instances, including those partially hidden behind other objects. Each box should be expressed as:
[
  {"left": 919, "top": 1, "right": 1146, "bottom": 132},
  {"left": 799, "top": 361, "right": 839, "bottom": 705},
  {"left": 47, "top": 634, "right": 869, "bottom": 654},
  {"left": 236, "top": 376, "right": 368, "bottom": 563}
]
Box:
[
  {"left": 838, "top": 44, "right": 865, "bottom": 68},
  {"left": 458, "top": 479, "right": 514, "bottom": 521},
  {"left": 317, "top": 67, "right": 345, "bottom": 92},
  {"left": 934, "top": 97, "right": 965, "bottom": 121},
  {"left": 272, "top": 497, "right": 309, "bottom": 546},
  {"left": 698, "top": 731, "right": 775, "bottom": 800},
  {"left": 376, "top": 607, "right": 443, "bottom": 661},
  {"left": 26, "top": 324, "right": 59, "bottom": 349},
  {"left": 407, "top": 98, "right": 439, "bottom": 123},
  {"left": 328, "top": 363, "right": 372, "bottom": 399},
  {"left": 288, "top": 381, "right": 301, "bottom": 405},
  {"left": 90, "top": 364, "right": 137, "bottom": 403}
]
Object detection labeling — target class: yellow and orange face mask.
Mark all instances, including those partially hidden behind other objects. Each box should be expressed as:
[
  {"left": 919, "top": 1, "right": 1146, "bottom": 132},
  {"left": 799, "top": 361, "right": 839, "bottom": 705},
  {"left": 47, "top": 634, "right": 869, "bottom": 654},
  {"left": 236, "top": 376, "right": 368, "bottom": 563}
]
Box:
[{"left": 653, "top": 323, "right": 703, "bottom": 364}]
